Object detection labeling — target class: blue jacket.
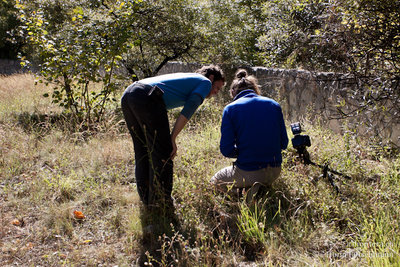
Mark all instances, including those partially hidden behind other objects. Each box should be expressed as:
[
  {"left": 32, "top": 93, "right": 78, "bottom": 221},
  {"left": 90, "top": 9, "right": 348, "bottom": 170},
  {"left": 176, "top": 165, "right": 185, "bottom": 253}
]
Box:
[
  {"left": 141, "top": 73, "right": 211, "bottom": 119},
  {"left": 220, "top": 90, "right": 289, "bottom": 171}
]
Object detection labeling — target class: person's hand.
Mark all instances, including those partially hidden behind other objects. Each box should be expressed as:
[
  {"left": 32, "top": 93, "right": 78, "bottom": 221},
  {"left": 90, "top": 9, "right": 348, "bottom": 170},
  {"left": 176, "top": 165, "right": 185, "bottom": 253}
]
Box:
[{"left": 170, "top": 138, "right": 177, "bottom": 160}]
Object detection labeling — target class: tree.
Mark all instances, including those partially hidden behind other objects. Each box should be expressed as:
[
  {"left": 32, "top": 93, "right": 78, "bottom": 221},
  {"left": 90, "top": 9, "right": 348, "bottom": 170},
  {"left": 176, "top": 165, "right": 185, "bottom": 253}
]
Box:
[
  {"left": 257, "top": 0, "right": 400, "bottom": 146},
  {"left": 16, "top": 0, "right": 211, "bottom": 125},
  {"left": 0, "top": 0, "right": 22, "bottom": 59},
  {"left": 115, "top": 0, "right": 209, "bottom": 79},
  {"left": 201, "top": 0, "right": 266, "bottom": 66},
  {"left": 17, "top": 0, "right": 136, "bottom": 125}
]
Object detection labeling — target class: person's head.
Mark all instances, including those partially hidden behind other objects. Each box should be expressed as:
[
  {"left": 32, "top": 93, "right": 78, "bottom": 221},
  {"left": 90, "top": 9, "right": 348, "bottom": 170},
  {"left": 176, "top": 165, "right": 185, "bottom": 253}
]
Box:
[
  {"left": 196, "top": 65, "right": 226, "bottom": 98},
  {"left": 230, "top": 69, "right": 261, "bottom": 98}
]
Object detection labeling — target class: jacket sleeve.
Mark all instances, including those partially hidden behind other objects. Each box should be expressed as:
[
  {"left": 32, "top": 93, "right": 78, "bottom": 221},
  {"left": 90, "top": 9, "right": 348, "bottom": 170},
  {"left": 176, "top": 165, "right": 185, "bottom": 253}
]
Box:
[
  {"left": 220, "top": 108, "right": 238, "bottom": 158},
  {"left": 278, "top": 106, "right": 289, "bottom": 150}
]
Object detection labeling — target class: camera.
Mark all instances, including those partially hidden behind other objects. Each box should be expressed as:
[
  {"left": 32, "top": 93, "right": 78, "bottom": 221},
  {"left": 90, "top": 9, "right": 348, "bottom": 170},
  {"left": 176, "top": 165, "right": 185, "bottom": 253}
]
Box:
[
  {"left": 289, "top": 122, "right": 351, "bottom": 194},
  {"left": 290, "top": 122, "right": 311, "bottom": 149}
]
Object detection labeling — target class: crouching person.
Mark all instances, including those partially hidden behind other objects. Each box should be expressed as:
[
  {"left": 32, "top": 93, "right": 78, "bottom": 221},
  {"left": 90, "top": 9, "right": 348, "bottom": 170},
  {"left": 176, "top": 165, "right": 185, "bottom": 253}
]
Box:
[{"left": 211, "top": 69, "right": 289, "bottom": 199}]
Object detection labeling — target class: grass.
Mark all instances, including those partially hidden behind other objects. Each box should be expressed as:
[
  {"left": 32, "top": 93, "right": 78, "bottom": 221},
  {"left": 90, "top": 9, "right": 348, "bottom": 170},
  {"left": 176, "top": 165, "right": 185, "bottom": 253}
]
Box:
[{"left": 1, "top": 73, "right": 399, "bottom": 266}]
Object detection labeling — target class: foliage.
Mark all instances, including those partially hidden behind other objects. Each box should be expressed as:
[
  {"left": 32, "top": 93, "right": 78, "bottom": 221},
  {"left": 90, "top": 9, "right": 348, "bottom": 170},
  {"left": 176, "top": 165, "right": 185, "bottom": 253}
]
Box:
[
  {"left": 10, "top": 0, "right": 400, "bottom": 145},
  {"left": 15, "top": 0, "right": 213, "bottom": 124},
  {"left": 119, "top": 0, "right": 209, "bottom": 78},
  {"left": 16, "top": 0, "right": 136, "bottom": 125},
  {"left": 0, "top": 0, "right": 22, "bottom": 59},
  {"left": 258, "top": 0, "right": 400, "bottom": 146},
  {"left": 201, "top": 0, "right": 266, "bottom": 66}
]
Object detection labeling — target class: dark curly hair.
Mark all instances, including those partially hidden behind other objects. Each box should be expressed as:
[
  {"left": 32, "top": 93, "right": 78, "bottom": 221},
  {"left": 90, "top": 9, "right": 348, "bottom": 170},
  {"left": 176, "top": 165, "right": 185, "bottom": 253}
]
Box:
[{"left": 196, "top": 64, "right": 225, "bottom": 82}]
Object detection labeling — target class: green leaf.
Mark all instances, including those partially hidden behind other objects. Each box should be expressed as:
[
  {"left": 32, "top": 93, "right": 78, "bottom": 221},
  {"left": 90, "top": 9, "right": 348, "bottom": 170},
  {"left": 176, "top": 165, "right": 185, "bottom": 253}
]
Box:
[{"left": 73, "top": 6, "right": 84, "bottom": 15}]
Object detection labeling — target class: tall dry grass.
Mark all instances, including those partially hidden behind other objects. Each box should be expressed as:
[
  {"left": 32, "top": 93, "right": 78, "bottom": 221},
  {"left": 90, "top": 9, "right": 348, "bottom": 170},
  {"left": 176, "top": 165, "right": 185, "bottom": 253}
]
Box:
[
  {"left": 1, "top": 73, "right": 399, "bottom": 266},
  {"left": 0, "top": 74, "right": 57, "bottom": 119}
]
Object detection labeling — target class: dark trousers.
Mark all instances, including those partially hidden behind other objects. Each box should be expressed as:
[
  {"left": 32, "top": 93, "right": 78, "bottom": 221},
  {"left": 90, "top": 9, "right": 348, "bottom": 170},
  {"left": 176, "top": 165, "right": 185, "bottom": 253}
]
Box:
[{"left": 121, "top": 82, "right": 173, "bottom": 206}]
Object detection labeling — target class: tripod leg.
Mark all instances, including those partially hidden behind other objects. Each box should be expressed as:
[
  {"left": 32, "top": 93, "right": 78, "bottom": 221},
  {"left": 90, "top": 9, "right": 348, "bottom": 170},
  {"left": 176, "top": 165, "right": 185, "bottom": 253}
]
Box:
[{"left": 327, "top": 172, "right": 340, "bottom": 194}]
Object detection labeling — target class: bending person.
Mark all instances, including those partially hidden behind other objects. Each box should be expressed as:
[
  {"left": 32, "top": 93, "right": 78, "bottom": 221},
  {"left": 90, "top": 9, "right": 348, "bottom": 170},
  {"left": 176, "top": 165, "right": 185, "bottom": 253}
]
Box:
[
  {"left": 121, "top": 65, "right": 225, "bottom": 208},
  {"left": 211, "top": 69, "right": 288, "bottom": 194}
]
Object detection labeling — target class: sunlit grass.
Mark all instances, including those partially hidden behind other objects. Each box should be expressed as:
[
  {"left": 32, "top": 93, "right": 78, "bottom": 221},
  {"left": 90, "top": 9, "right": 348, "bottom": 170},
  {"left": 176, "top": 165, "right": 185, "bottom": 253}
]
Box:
[
  {"left": 1, "top": 73, "right": 399, "bottom": 266},
  {"left": 0, "top": 74, "right": 57, "bottom": 120}
]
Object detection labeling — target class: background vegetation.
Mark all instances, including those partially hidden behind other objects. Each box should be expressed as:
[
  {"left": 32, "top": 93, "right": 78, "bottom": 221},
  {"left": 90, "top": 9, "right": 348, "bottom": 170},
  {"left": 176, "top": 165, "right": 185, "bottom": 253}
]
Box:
[
  {"left": 2, "top": 0, "right": 396, "bottom": 140},
  {"left": 1, "top": 0, "right": 399, "bottom": 265}
]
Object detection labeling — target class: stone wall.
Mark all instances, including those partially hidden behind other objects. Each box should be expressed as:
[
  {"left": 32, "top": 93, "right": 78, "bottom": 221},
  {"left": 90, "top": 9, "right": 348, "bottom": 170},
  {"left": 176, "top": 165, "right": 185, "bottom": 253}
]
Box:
[
  {"left": 1, "top": 60, "right": 398, "bottom": 145},
  {"left": 252, "top": 67, "right": 399, "bottom": 147},
  {"left": 159, "top": 62, "right": 399, "bottom": 147}
]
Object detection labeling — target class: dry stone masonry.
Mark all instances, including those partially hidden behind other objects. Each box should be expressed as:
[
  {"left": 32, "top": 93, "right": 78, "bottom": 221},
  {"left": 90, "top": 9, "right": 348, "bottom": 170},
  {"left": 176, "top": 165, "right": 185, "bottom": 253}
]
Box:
[
  {"left": 2, "top": 59, "right": 398, "bottom": 146},
  {"left": 160, "top": 62, "right": 399, "bottom": 147}
]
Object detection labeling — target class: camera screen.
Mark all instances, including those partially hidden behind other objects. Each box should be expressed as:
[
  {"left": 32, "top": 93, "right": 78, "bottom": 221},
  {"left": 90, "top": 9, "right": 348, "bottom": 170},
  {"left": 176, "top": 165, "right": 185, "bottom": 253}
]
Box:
[{"left": 290, "top": 122, "right": 301, "bottom": 135}]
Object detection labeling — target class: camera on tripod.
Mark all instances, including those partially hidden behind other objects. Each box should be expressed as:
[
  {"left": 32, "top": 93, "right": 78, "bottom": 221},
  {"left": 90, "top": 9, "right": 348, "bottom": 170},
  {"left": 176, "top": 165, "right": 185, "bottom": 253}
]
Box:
[
  {"left": 289, "top": 121, "right": 351, "bottom": 194},
  {"left": 290, "top": 122, "right": 311, "bottom": 150}
]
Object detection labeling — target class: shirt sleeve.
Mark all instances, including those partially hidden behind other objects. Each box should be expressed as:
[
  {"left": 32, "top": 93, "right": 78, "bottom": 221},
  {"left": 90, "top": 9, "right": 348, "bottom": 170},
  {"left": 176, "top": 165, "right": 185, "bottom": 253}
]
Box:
[
  {"left": 220, "top": 108, "right": 238, "bottom": 158},
  {"left": 180, "top": 94, "right": 204, "bottom": 119},
  {"left": 180, "top": 79, "right": 211, "bottom": 120}
]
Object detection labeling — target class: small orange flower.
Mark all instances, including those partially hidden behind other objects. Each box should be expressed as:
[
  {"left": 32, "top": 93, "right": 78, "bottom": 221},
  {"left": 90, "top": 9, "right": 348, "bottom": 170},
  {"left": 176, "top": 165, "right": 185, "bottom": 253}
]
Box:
[{"left": 73, "top": 210, "right": 85, "bottom": 220}]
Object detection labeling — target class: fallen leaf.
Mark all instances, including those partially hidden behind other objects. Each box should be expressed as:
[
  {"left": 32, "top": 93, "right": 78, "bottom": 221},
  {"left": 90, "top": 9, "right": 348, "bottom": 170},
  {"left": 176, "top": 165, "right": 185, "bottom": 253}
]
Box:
[
  {"left": 23, "top": 242, "right": 34, "bottom": 251},
  {"left": 12, "top": 219, "right": 21, "bottom": 226},
  {"left": 73, "top": 210, "right": 85, "bottom": 220},
  {"left": 11, "top": 219, "right": 24, "bottom": 227}
]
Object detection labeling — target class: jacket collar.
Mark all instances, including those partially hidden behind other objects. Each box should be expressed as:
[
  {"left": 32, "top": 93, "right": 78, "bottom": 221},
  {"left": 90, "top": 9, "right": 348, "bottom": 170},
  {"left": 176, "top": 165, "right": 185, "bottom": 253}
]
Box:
[{"left": 233, "top": 89, "right": 257, "bottom": 101}]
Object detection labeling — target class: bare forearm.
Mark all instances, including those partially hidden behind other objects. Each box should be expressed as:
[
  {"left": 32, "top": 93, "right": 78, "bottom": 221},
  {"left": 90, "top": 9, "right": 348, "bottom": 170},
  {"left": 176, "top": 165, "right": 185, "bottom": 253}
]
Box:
[
  {"left": 170, "top": 114, "right": 189, "bottom": 159},
  {"left": 171, "top": 114, "right": 188, "bottom": 140}
]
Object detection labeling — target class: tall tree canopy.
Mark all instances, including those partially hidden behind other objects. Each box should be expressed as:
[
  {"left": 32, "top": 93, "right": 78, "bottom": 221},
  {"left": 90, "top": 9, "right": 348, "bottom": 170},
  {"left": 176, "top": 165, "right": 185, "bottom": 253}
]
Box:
[
  {"left": 257, "top": 0, "right": 399, "bottom": 143},
  {"left": 16, "top": 0, "right": 212, "bottom": 123}
]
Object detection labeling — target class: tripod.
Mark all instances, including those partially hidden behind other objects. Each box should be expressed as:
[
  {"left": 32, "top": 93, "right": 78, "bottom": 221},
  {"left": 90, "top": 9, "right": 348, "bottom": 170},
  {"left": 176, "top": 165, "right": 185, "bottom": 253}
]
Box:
[{"left": 296, "top": 146, "right": 351, "bottom": 194}]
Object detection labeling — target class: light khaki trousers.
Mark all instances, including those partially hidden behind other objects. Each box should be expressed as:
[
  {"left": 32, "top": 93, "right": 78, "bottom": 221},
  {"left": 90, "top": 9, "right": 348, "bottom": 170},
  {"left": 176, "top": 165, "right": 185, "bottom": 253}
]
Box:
[{"left": 211, "top": 164, "right": 281, "bottom": 190}]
